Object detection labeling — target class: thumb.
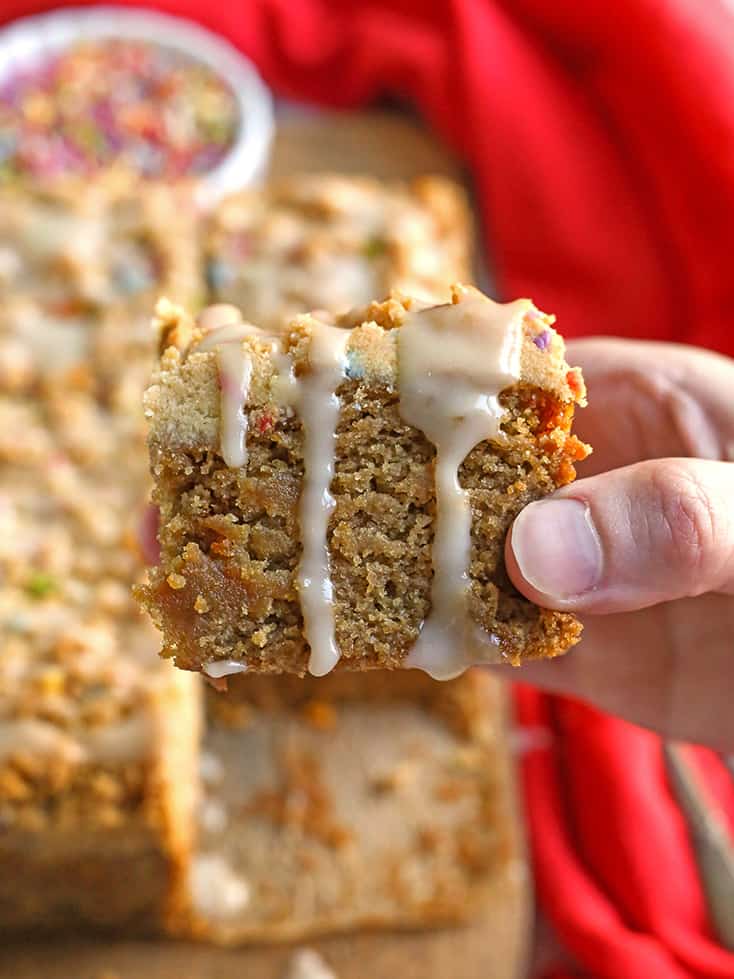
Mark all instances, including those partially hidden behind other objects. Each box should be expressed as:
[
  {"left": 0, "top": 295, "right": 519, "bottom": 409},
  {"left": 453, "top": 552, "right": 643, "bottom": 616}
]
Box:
[{"left": 506, "top": 458, "right": 734, "bottom": 613}]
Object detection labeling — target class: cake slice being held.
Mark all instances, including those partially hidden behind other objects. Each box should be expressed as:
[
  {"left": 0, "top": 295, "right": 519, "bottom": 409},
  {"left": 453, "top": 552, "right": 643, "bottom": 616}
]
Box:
[{"left": 136, "top": 286, "right": 589, "bottom": 680}]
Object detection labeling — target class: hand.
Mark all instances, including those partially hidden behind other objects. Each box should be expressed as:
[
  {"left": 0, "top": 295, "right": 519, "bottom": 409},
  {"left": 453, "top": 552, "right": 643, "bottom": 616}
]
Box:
[{"left": 505, "top": 339, "right": 734, "bottom": 748}]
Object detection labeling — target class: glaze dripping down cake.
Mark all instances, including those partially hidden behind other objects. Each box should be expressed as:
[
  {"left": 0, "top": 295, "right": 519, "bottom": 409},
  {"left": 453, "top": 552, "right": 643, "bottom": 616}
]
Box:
[{"left": 136, "top": 285, "right": 590, "bottom": 680}]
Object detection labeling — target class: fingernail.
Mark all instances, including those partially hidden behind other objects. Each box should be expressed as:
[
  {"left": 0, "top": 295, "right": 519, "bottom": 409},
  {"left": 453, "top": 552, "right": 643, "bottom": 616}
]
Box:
[{"left": 511, "top": 498, "right": 602, "bottom": 600}]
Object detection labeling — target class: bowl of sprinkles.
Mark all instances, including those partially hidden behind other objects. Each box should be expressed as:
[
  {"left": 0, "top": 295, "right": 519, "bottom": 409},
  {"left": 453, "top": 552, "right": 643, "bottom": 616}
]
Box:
[{"left": 0, "top": 7, "right": 274, "bottom": 205}]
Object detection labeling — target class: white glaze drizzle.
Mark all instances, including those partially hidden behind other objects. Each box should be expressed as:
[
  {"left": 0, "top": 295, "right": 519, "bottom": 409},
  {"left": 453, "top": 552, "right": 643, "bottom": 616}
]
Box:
[
  {"left": 203, "top": 659, "right": 249, "bottom": 679},
  {"left": 197, "top": 306, "right": 350, "bottom": 677},
  {"left": 397, "top": 296, "right": 529, "bottom": 679},
  {"left": 197, "top": 321, "right": 264, "bottom": 352},
  {"left": 197, "top": 303, "right": 246, "bottom": 336},
  {"left": 189, "top": 853, "right": 251, "bottom": 919},
  {"left": 283, "top": 949, "right": 338, "bottom": 979},
  {"left": 216, "top": 343, "right": 253, "bottom": 468},
  {"left": 197, "top": 294, "right": 528, "bottom": 681},
  {"left": 0, "top": 716, "right": 153, "bottom": 765},
  {"left": 197, "top": 312, "right": 270, "bottom": 469},
  {"left": 291, "top": 321, "right": 350, "bottom": 677}
]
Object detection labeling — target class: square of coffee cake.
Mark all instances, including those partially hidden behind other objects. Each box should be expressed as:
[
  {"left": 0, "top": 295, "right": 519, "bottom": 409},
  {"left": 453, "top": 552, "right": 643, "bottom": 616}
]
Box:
[
  {"left": 137, "top": 285, "right": 589, "bottom": 680},
  {"left": 0, "top": 391, "right": 201, "bottom": 933}
]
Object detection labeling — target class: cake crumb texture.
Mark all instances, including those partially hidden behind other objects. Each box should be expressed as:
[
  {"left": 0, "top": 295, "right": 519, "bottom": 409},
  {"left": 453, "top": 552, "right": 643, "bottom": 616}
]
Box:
[{"left": 138, "top": 288, "right": 588, "bottom": 676}]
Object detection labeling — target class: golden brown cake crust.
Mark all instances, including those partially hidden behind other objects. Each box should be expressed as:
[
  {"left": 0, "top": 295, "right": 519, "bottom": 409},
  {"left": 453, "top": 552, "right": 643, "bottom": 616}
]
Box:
[{"left": 137, "top": 288, "right": 589, "bottom": 676}]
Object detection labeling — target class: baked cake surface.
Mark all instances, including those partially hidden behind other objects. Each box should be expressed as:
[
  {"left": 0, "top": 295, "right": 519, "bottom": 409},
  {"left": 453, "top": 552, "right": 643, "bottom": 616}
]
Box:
[
  {"left": 0, "top": 175, "right": 201, "bottom": 407},
  {"left": 0, "top": 178, "right": 203, "bottom": 934},
  {"left": 177, "top": 670, "right": 508, "bottom": 943},
  {"left": 206, "top": 175, "right": 471, "bottom": 329},
  {"left": 0, "top": 391, "right": 201, "bottom": 933},
  {"left": 137, "top": 286, "right": 589, "bottom": 680}
]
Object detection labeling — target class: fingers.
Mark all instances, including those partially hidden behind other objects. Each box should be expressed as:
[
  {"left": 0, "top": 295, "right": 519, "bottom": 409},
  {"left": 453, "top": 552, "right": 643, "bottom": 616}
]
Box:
[
  {"left": 506, "top": 457, "right": 734, "bottom": 613},
  {"left": 564, "top": 338, "right": 734, "bottom": 475},
  {"left": 509, "top": 593, "right": 734, "bottom": 748}
]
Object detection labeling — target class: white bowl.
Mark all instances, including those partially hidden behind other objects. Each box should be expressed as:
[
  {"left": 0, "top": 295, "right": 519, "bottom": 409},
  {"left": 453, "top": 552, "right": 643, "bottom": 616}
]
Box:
[{"left": 0, "top": 6, "right": 274, "bottom": 206}]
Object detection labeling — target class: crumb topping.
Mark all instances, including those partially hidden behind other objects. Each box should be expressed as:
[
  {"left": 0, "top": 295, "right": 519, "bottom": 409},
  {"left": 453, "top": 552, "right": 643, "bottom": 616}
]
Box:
[{"left": 206, "top": 175, "right": 472, "bottom": 330}]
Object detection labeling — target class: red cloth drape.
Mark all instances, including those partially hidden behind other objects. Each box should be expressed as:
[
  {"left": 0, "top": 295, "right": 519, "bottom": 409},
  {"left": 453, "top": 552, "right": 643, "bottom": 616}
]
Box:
[{"left": 3, "top": 3, "right": 734, "bottom": 976}]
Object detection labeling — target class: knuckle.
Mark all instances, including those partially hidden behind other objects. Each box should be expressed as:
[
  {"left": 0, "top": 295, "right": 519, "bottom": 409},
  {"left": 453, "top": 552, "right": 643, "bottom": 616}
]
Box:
[{"left": 648, "top": 462, "right": 718, "bottom": 581}]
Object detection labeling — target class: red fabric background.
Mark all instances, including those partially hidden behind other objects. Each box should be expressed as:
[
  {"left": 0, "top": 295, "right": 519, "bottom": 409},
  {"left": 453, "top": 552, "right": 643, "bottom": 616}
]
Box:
[{"left": 3, "top": 3, "right": 734, "bottom": 976}]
